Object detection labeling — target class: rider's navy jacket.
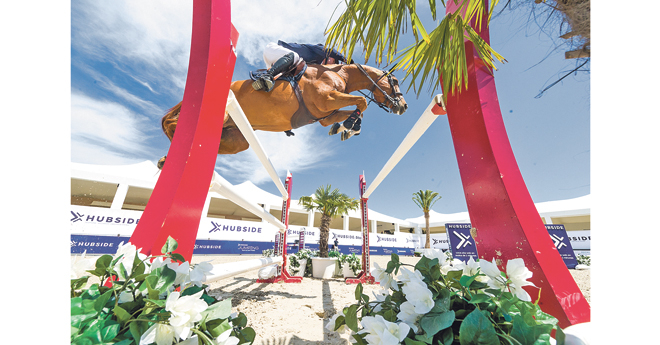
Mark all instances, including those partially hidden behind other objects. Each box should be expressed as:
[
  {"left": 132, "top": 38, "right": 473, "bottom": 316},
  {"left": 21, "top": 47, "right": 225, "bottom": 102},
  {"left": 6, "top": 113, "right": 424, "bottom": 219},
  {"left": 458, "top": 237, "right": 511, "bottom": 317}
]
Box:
[{"left": 278, "top": 40, "right": 348, "bottom": 64}]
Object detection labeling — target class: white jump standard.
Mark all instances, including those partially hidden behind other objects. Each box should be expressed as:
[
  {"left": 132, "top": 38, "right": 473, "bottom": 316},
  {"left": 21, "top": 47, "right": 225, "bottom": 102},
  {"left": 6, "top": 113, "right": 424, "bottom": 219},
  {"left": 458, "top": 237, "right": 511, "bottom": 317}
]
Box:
[{"left": 347, "top": 95, "right": 446, "bottom": 285}]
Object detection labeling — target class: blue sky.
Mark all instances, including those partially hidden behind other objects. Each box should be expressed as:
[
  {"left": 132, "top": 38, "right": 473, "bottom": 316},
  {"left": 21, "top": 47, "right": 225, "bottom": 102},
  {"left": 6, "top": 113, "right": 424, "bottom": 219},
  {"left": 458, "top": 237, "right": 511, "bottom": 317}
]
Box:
[{"left": 70, "top": 0, "right": 590, "bottom": 220}]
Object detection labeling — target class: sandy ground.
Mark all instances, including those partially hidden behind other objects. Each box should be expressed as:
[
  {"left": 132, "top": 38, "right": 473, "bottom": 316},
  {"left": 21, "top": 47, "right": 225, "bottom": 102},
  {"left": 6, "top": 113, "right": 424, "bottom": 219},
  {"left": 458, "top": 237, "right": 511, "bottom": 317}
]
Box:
[{"left": 187, "top": 255, "right": 591, "bottom": 345}]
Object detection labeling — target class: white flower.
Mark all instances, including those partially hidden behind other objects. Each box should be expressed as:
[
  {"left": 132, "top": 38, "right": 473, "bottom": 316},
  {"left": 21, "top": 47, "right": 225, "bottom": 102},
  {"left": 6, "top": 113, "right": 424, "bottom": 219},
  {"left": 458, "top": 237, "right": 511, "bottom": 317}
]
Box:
[
  {"left": 370, "top": 290, "right": 390, "bottom": 312},
  {"left": 359, "top": 315, "right": 410, "bottom": 345},
  {"left": 113, "top": 242, "right": 145, "bottom": 280},
  {"left": 140, "top": 323, "right": 175, "bottom": 345},
  {"left": 401, "top": 280, "right": 434, "bottom": 314},
  {"left": 396, "top": 301, "right": 421, "bottom": 333},
  {"left": 326, "top": 312, "right": 350, "bottom": 334},
  {"left": 420, "top": 249, "right": 447, "bottom": 262},
  {"left": 462, "top": 257, "right": 489, "bottom": 283},
  {"left": 506, "top": 258, "right": 536, "bottom": 302},
  {"left": 440, "top": 258, "right": 465, "bottom": 275},
  {"left": 165, "top": 290, "right": 209, "bottom": 340},
  {"left": 150, "top": 257, "right": 172, "bottom": 271},
  {"left": 177, "top": 335, "right": 199, "bottom": 345},
  {"left": 371, "top": 263, "right": 399, "bottom": 291},
  {"left": 396, "top": 267, "right": 425, "bottom": 286},
  {"left": 215, "top": 328, "right": 240, "bottom": 345},
  {"left": 166, "top": 261, "right": 191, "bottom": 286},
  {"left": 188, "top": 261, "right": 214, "bottom": 287},
  {"left": 479, "top": 258, "right": 508, "bottom": 291},
  {"left": 71, "top": 251, "right": 95, "bottom": 279}
]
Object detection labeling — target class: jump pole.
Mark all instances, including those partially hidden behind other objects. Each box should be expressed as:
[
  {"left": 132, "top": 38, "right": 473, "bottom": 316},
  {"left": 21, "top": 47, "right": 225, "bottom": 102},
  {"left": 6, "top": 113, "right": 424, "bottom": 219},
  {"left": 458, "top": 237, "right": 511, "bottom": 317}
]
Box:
[
  {"left": 128, "top": 0, "right": 237, "bottom": 261},
  {"left": 347, "top": 96, "right": 446, "bottom": 285},
  {"left": 443, "top": 0, "right": 589, "bottom": 328}
]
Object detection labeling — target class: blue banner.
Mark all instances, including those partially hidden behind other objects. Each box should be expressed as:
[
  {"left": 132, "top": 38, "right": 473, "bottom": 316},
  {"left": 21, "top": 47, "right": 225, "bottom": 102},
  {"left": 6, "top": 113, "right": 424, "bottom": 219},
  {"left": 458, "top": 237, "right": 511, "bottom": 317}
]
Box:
[
  {"left": 545, "top": 224, "right": 578, "bottom": 269},
  {"left": 446, "top": 223, "right": 479, "bottom": 262},
  {"left": 71, "top": 234, "right": 416, "bottom": 257}
]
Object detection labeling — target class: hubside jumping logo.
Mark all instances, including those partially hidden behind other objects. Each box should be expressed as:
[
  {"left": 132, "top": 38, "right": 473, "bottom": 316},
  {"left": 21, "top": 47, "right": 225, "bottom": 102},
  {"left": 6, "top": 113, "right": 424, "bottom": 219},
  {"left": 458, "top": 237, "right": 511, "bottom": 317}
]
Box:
[{"left": 71, "top": 211, "right": 140, "bottom": 225}]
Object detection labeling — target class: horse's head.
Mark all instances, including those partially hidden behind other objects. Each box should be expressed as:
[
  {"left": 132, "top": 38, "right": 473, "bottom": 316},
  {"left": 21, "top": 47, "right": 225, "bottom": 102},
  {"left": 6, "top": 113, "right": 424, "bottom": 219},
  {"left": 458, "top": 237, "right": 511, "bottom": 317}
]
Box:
[{"left": 361, "top": 65, "right": 408, "bottom": 115}]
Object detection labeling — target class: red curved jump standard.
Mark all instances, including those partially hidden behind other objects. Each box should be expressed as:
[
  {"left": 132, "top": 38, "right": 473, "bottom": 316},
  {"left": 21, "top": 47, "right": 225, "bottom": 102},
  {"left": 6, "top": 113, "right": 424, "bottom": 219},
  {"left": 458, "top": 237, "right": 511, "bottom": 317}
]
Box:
[
  {"left": 129, "top": 0, "right": 238, "bottom": 261},
  {"left": 444, "top": 0, "right": 590, "bottom": 328}
]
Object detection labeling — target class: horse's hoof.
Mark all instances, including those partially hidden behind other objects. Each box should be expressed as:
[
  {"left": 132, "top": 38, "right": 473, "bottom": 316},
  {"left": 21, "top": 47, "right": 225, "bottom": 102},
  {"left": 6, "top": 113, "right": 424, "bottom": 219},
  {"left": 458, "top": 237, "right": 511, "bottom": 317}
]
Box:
[
  {"left": 157, "top": 155, "right": 167, "bottom": 170},
  {"left": 341, "top": 130, "right": 354, "bottom": 141},
  {"left": 329, "top": 123, "right": 343, "bottom": 135}
]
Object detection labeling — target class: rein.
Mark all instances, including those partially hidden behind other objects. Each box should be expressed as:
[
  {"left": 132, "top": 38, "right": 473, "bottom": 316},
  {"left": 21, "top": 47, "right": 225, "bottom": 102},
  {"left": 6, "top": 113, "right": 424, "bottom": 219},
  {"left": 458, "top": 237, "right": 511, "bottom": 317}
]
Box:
[{"left": 353, "top": 63, "right": 403, "bottom": 113}]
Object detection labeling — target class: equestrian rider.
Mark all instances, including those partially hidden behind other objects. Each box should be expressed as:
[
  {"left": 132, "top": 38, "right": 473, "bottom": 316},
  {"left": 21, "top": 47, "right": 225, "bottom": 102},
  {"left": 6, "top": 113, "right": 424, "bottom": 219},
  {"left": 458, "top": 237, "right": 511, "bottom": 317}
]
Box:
[{"left": 252, "top": 41, "right": 362, "bottom": 135}]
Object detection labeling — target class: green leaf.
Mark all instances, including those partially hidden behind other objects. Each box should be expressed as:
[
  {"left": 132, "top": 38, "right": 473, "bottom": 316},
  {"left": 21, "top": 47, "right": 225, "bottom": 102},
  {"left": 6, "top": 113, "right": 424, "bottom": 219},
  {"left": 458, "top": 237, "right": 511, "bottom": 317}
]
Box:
[
  {"left": 404, "top": 337, "right": 427, "bottom": 345},
  {"left": 101, "top": 321, "right": 120, "bottom": 342},
  {"left": 206, "top": 318, "right": 232, "bottom": 338},
  {"left": 237, "top": 327, "right": 256, "bottom": 344},
  {"left": 420, "top": 311, "right": 455, "bottom": 337},
  {"left": 72, "top": 276, "right": 90, "bottom": 291},
  {"left": 345, "top": 305, "right": 359, "bottom": 333},
  {"left": 439, "top": 328, "right": 454, "bottom": 345},
  {"left": 170, "top": 253, "right": 186, "bottom": 263},
  {"left": 94, "top": 289, "right": 114, "bottom": 312},
  {"left": 202, "top": 298, "right": 233, "bottom": 321},
  {"left": 468, "top": 294, "right": 492, "bottom": 305},
  {"left": 233, "top": 312, "right": 249, "bottom": 328},
  {"left": 355, "top": 283, "right": 363, "bottom": 301},
  {"left": 458, "top": 309, "right": 499, "bottom": 345},
  {"left": 161, "top": 236, "right": 178, "bottom": 254},
  {"left": 430, "top": 289, "right": 451, "bottom": 313},
  {"left": 113, "top": 306, "right": 132, "bottom": 326},
  {"left": 144, "top": 298, "right": 166, "bottom": 308}
]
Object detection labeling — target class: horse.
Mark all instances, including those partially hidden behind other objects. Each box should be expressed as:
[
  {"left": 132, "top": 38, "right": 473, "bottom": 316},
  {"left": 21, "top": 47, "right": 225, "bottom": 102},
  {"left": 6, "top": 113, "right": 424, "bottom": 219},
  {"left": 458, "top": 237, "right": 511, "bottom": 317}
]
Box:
[{"left": 158, "top": 63, "right": 408, "bottom": 168}]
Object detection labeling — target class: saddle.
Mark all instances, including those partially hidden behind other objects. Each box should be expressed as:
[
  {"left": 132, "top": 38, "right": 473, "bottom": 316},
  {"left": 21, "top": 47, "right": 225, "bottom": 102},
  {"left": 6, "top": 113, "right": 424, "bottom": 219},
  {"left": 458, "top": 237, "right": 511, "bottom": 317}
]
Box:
[{"left": 249, "top": 62, "right": 317, "bottom": 130}]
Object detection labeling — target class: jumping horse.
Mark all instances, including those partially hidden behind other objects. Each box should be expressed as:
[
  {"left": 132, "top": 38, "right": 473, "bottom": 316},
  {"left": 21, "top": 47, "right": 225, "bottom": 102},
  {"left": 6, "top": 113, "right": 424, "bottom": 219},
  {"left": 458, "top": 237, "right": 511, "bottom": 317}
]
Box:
[{"left": 158, "top": 63, "right": 408, "bottom": 168}]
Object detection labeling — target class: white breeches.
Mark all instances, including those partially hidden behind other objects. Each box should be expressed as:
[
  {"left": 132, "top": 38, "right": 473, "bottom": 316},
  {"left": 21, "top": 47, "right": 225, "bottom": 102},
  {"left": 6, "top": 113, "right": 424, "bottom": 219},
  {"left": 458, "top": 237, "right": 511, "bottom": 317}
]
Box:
[{"left": 263, "top": 42, "right": 302, "bottom": 68}]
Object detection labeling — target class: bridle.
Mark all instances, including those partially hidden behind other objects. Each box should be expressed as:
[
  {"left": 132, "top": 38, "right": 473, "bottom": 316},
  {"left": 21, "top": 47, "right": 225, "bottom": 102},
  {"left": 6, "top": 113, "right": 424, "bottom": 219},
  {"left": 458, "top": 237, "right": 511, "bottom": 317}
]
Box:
[{"left": 354, "top": 63, "right": 404, "bottom": 113}]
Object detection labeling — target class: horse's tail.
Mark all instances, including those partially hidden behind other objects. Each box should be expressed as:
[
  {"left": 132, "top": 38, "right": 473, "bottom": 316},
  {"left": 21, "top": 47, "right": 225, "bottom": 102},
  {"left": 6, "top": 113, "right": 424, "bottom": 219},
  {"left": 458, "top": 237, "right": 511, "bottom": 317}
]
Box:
[{"left": 161, "top": 101, "right": 182, "bottom": 141}]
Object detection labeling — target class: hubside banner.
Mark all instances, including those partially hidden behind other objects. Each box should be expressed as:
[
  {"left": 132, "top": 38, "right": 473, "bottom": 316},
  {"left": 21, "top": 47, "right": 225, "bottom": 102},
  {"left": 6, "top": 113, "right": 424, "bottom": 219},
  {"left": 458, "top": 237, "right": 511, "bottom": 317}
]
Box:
[
  {"left": 545, "top": 224, "right": 579, "bottom": 269},
  {"left": 446, "top": 223, "right": 479, "bottom": 262}
]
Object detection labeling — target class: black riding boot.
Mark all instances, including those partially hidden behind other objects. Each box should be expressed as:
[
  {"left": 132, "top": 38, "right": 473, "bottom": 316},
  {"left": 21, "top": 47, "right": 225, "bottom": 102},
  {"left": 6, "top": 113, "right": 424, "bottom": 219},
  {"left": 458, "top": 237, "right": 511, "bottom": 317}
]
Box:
[{"left": 252, "top": 52, "right": 296, "bottom": 92}]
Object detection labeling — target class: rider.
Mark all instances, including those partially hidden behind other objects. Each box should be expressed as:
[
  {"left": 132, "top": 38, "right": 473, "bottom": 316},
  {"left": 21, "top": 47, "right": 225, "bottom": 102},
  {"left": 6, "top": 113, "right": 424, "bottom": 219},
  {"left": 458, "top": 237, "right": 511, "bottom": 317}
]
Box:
[
  {"left": 252, "top": 40, "right": 350, "bottom": 92},
  {"left": 252, "top": 41, "right": 362, "bottom": 136}
]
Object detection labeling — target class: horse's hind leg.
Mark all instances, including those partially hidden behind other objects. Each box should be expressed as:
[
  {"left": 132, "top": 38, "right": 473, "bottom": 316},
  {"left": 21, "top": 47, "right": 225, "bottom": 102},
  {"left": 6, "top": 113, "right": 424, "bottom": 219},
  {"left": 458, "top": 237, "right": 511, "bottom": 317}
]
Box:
[{"left": 218, "top": 126, "right": 250, "bottom": 154}]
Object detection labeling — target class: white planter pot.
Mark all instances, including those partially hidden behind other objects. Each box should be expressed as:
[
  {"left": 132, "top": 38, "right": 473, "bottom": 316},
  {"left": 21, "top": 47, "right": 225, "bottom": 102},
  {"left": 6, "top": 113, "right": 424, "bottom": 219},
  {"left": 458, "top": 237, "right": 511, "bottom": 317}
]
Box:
[
  {"left": 343, "top": 264, "right": 356, "bottom": 278},
  {"left": 312, "top": 257, "right": 338, "bottom": 279},
  {"left": 291, "top": 259, "right": 307, "bottom": 277}
]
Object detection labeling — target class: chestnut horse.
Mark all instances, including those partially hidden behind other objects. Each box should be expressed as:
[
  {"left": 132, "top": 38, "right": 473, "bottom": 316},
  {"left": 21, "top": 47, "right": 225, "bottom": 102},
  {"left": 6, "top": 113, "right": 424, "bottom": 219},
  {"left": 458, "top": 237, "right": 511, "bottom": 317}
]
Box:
[{"left": 158, "top": 63, "right": 408, "bottom": 167}]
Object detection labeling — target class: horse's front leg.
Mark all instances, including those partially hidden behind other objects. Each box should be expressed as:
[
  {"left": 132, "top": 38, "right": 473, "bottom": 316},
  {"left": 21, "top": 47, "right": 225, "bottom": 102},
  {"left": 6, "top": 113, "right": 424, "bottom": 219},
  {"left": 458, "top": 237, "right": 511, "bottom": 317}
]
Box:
[{"left": 315, "top": 91, "right": 366, "bottom": 139}]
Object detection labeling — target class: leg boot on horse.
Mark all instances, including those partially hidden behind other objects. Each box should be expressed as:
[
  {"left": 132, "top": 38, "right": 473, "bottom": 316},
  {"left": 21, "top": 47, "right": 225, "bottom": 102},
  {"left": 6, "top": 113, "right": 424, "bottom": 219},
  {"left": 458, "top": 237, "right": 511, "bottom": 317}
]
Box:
[{"left": 252, "top": 52, "right": 296, "bottom": 92}]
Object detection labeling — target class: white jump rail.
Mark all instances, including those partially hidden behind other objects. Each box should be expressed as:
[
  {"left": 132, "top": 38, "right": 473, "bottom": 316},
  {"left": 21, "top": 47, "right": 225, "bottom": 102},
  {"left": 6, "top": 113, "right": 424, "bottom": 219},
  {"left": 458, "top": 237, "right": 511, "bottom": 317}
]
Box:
[
  {"left": 205, "top": 256, "right": 283, "bottom": 283},
  {"left": 363, "top": 94, "right": 446, "bottom": 198},
  {"left": 209, "top": 171, "right": 286, "bottom": 230},
  {"left": 225, "top": 90, "right": 288, "bottom": 199}
]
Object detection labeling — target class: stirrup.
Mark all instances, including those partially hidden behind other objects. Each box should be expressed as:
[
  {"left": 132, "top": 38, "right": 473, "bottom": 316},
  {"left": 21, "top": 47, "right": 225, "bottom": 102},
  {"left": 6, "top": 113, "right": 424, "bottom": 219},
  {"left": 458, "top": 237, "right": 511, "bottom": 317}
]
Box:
[{"left": 252, "top": 77, "right": 274, "bottom": 92}]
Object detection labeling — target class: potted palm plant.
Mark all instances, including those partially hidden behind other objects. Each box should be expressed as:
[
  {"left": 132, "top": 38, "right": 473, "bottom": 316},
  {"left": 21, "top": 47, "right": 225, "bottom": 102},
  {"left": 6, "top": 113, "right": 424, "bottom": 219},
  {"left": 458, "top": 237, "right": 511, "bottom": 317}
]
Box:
[{"left": 299, "top": 185, "right": 359, "bottom": 278}]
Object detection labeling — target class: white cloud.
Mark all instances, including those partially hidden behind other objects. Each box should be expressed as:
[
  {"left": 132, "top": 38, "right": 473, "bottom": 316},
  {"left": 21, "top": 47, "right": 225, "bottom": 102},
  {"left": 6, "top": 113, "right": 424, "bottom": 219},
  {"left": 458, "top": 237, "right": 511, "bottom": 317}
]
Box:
[
  {"left": 215, "top": 125, "right": 336, "bottom": 185},
  {"left": 71, "top": 93, "right": 156, "bottom": 164},
  {"left": 72, "top": 0, "right": 347, "bottom": 79},
  {"left": 231, "top": 0, "right": 347, "bottom": 65}
]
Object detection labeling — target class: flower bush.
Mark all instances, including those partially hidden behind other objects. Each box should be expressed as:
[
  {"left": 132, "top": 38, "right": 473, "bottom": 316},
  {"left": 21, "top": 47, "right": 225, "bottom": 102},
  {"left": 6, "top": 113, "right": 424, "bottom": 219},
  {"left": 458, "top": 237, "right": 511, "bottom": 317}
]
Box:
[
  {"left": 339, "top": 253, "right": 362, "bottom": 275},
  {"left": 262, "top": 249, "right": 275, "bottom": 257},
  {"left": 327, "top": 252, "right": 567, "bottom": 345},
  {"left": 576, "top": 254, "right": 590, "bottom": 266},
  {"left": 71, "top": 237, "right": 256, "bottom": 345},
  {"left": 288, "top": 248, "right": 315, "bottom": 276}
]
